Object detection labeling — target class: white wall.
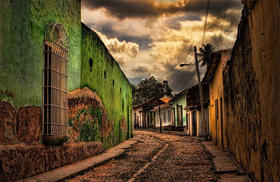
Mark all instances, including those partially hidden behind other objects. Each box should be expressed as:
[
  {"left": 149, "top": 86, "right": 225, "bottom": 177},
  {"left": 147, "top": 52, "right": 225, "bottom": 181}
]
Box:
[
  {"left": 155, "top": 108, "right": 173, "bottom": 127},
  {"left": 133, "top": 107, "right": 143, "bottom": 127}
]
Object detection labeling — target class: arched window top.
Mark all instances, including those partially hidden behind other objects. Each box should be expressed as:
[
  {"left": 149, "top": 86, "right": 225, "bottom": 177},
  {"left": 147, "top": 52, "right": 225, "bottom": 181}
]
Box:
[
  {"left": 43, "top": 23, "right": 69, "bottom": 137},
  {"left": 45, "top": 23, "right": 69, "bottom": 49}
]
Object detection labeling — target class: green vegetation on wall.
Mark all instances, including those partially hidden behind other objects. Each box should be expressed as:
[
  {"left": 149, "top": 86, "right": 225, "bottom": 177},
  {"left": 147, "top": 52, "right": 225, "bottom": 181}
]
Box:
[
  {"left": 0, "top": 0, "right": 81, "bottom": 106},
  {"left": 81, "top": 23, "right": 133, "bottom": 148},
  {"left": 68, "top": 106, "right": 101, "bottom": 143}
]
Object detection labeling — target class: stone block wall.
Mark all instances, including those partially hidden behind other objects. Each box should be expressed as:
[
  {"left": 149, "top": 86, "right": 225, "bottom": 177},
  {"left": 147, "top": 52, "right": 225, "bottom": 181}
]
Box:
[
  {"left": 0, "top": 101, "right": 42, "bottom": 145},
  {"left": 0, "top": 142, "right": 103, "bottom": 182}
]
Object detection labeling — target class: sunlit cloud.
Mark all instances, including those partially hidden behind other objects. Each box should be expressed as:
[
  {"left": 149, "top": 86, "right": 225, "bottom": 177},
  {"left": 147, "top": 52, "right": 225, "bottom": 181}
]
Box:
[{"left": 82, "top": 0, "right": 242, "bottom": 91}]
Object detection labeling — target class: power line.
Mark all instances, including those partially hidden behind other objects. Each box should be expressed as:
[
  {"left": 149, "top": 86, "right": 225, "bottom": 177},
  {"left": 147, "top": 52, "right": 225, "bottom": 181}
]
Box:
[
  {"left": 202, "top": 0, "right": 210, "bottom": 45},
  {"left": 218, "top": 0, "right": 228, "bottom": 46}
]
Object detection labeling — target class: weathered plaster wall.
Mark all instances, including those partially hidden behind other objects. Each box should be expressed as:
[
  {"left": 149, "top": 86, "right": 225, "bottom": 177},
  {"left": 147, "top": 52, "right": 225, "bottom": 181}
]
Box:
[
  {"left": 81, "top": 24, "right": 133, "bottom": 149},
  {"left": 0, "top": 0, "right": 81, "bottom": 106},
  {"left": 223, "top": 1, "right": 280, "bottom": 181},
  {"left": 172, "top": 94, "right": 187, "bottom": 127}
]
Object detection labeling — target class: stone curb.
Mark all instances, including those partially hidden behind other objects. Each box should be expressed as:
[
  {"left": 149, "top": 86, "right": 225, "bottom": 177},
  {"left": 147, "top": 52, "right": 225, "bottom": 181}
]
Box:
[{"left": 17, "top": 137, "right": 140, "bottom": 182}]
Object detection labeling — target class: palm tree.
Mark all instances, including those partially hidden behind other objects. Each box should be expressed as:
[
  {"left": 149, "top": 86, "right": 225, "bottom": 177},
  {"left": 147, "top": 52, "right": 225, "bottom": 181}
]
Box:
[{"left": 198, "top": 43, "right": 215, "bottom": 66}]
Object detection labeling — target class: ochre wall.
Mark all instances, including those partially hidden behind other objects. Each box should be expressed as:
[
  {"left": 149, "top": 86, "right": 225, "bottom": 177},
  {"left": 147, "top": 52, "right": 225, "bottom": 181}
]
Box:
[
  {"left": 209, "top": 52, "right": 230, "bottom": 148},
  {"left": 81, "top": 24, "right": 133, "bottom": 149},
  {"left": 223, "top": 1, "right": 280, "bottom": 181},
  {"left": 0, "top": 0, "right": 81, "bottom": 106}
]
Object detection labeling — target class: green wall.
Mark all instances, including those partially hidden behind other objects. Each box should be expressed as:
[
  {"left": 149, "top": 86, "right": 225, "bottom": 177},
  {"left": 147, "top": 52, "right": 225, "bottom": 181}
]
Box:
[
  {"left": 0, "top": 0, "right": 81, "bottom": 106},
  {"left": 81, "top": 23, "right": 133, "bottom": 148},
  {"left": 0, "top": 1, "right": 132, "bottom": 148},
  {"left": 172, "top": 94, "right": 187, "bottom": 126}
]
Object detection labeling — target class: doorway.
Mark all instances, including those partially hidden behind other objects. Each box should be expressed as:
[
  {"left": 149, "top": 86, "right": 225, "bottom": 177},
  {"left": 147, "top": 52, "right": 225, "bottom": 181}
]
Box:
[
  {"left": 192, "top": 111, "right": 197, "bottom": 136},
  {"left": 220, "top": 97, "right": 224, "bottom": 148}
]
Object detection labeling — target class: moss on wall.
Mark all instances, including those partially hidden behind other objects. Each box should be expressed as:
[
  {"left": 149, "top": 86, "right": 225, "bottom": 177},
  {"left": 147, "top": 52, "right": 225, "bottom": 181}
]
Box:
[
  {"left": 81, "top": 23, "right": 133, "bottom": 149},
  {"left": 0, "top": 0, "right": 81, "bottom": 106}
]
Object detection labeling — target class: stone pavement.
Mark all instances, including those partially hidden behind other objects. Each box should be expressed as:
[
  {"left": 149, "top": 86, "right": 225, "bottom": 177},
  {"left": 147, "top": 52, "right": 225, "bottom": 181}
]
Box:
[
  {"left": 67, "top": 130, "right": 217, "bottom": 182},
  {"left": 18, "top": 137, "right": 140, "bottom": 182},
  {"left": 66, "top": 133, "right": 164, "bottom": 182},
  {"left": 202, "top": 141, "right": 251, "bottom": 182}
]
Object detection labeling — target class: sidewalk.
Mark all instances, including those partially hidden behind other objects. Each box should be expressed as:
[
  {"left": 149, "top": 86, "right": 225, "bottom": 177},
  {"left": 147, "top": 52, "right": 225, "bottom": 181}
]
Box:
[
  {"left": 202, "top": 141, "right": 251, "bottom": 182},
  {"left": 18, "top": 137, "right": 140, "bottom": 182}
]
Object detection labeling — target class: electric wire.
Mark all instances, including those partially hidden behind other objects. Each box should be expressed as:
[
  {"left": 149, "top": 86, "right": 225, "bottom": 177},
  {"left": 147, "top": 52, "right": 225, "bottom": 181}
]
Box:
[
  {"left": 218, "top": 0, "right": 228, "bottom": 46},
  {"left": 202, "top": 0, "right": 210, "bottom": 45}
]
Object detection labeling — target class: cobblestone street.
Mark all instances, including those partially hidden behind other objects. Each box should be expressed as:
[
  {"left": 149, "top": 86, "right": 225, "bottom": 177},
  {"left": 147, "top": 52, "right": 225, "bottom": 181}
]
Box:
[{"left": 65, "top": 130, "right": 216, "bottom": 182}]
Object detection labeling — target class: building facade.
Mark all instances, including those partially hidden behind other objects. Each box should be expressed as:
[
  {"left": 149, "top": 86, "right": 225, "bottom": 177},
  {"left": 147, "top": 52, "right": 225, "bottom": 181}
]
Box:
[
  {"left": 132, "top": 97, "right": 164, "bottom": 129},
  {"left": 152, "top": 103, "right": 173, "bottom": 129},
  {"left": 185, "top": 85, "right": 209, "bottom": 137},
  {"left": 0, "top": 0, "right": 132, "bottom": 149},
  {"left": 171, "top": 90, "right": 187, "bottom": 130},
  {"left": 203, "top": 49, "right": 231, "bottom": 147}
]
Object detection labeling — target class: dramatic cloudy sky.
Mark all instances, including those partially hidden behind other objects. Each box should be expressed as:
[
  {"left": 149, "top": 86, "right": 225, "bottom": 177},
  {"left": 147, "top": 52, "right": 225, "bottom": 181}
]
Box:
[{"left": 81, "top": 0, "right": 243, "bottom": 92}]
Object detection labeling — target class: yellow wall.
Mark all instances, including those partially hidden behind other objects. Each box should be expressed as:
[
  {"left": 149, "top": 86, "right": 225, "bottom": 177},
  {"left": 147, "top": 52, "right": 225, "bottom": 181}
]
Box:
[{"left": 209, "top": 52, "right": 230, "bottom": 148}]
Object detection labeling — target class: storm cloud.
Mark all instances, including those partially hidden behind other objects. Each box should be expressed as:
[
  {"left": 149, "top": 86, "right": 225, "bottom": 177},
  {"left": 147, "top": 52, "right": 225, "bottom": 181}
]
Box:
[
  {"left": 82, "top": 0, "right": 241, "bottom": 19},
  {"left": 82, "top": 0, "right": 243, "bottom": 92}
]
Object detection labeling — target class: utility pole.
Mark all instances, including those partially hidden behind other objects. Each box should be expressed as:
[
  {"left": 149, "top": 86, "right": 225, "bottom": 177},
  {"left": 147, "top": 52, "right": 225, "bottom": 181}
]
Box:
[
  {"left": 194, "top": 46, "right": 208, "bottom": 140},
  {"left": 159, "top": 106, "right": 162, "bottom": 133}
]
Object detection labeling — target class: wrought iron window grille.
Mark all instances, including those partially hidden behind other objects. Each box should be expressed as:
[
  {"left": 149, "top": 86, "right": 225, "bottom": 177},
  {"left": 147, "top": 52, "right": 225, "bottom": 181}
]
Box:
[{"left": 43, "top": 23, "right": 69, "bottom": 136}]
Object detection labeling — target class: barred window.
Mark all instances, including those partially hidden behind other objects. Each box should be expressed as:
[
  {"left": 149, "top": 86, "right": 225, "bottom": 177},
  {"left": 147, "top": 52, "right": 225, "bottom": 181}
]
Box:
[{"left": 43, "top": 23, "right": 68, "bottom": 136}]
